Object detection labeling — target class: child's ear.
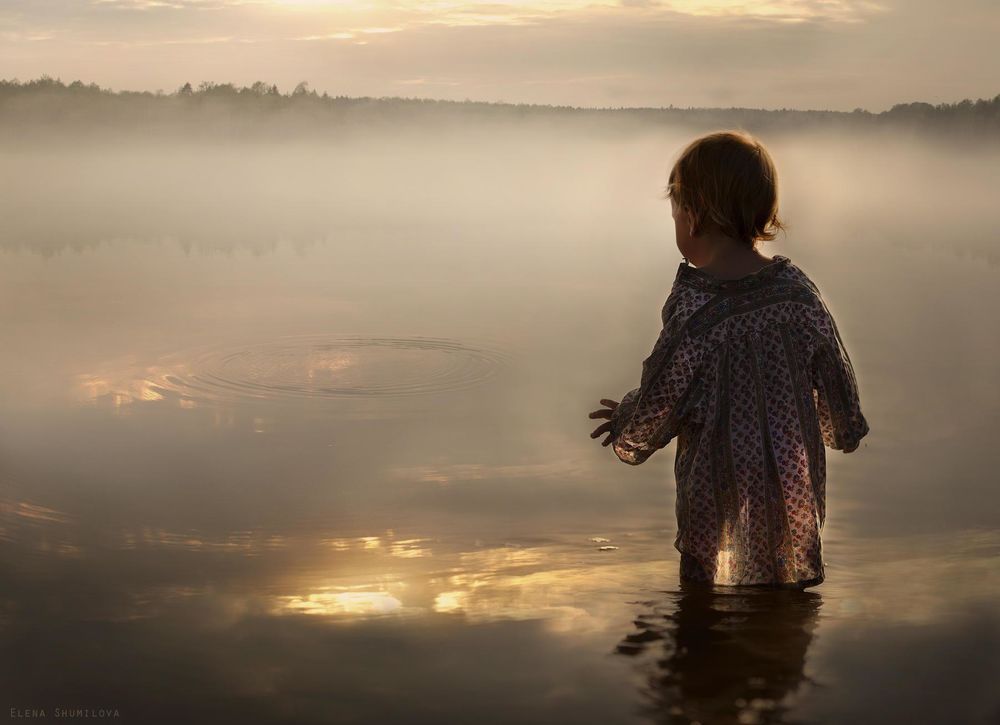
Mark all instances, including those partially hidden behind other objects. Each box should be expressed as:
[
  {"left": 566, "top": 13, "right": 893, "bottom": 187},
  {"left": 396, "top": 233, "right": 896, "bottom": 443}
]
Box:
[{"left": 686, "top": 207, "right": 700, "bottom": 237}]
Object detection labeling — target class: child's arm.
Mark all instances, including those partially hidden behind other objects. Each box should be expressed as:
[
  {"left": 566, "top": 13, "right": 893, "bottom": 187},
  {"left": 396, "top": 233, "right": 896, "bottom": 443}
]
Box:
[
  {"left": 808, "top": 301, "right": 870, "bottom": 453},
  {"left": 608, "top": 318, "right": 706, "bottom": 466}
]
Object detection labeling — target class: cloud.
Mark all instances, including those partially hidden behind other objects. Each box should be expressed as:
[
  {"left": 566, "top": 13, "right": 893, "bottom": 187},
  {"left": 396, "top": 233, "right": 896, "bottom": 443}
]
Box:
[{"left": 0, "top": 0, "right": 995, "bottom": 110}]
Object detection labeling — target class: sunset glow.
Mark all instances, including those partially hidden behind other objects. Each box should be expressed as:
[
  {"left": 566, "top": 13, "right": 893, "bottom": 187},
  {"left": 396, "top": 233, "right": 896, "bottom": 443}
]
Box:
[{"left": 0, "top": 0, "right": 991, "bottom": 110}]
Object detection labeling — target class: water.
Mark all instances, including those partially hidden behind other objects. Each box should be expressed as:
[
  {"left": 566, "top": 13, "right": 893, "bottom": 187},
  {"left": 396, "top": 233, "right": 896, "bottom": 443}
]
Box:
[{"left": 1, "top": 123, "right": 998, "bottom": 724}]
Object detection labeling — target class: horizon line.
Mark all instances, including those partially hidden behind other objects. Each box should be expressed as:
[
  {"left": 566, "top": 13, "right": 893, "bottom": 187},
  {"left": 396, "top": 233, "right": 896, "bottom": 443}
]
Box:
[{"left": 5, "top": 75, "right": 1000, "bottom": 117}]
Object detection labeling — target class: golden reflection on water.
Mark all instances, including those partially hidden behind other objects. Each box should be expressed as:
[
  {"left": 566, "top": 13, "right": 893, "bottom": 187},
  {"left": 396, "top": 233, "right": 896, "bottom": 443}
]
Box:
[
  {"left": 4, "top": 493, "right": 999, "bottom": 634},
  {"left": 75, "top": 359, "right": 198, "bottom": 411},
  {"left": 0, "top": 499, "right": 72, "bottom": 524},
  {"left": 281, "top": 590, "right": 406, "bottom": 617},
  {"left": 77, "top": 371, "right": 170, "bottom": 408},
  {"left": 2, "top": 488, "right": 996, "bottom": 625},
  {"left": 271, "top": 542, "right": 668, "bottom": 636},
  {"left": 69, "top": 336, "right": 509, "bottom": 412},
  {"left": 304, "top": 352, "right": 355, "bottom": 380}
]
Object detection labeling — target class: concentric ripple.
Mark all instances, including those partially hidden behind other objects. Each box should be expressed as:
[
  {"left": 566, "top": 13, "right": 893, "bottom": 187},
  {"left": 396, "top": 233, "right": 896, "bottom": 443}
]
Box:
[{"left": 142, "top": 335, "right": 510, "bottom": 404}]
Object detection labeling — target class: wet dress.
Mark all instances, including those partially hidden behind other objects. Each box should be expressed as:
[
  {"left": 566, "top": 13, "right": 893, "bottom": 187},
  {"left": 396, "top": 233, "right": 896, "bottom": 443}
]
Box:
[{"left": 608, "top": 255, "right": 870, "bottom": 587}]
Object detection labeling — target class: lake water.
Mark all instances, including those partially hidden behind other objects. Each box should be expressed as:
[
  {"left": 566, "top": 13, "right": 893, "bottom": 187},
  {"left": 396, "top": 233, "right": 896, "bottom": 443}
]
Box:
[{"left": 1, "top": 122, "right": 998, "bottom": 724}]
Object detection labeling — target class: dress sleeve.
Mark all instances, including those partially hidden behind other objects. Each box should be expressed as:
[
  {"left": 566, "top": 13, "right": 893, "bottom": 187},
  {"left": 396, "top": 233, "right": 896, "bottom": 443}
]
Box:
[
  {"left": 807, "top": 296, "right": 870, "bottom": 453},
  {"left": 608, "top": 295, "right": 706, "bottom": 466}
]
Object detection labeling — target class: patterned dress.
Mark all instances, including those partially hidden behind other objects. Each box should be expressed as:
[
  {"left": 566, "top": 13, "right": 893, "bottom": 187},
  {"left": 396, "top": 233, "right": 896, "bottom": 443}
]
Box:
[{"left": 609, "top": 255, "right": 869, "bottom": 587}]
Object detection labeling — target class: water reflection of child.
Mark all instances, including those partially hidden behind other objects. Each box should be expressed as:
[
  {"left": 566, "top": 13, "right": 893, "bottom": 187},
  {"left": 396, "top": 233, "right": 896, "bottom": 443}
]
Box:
[
  {"left": 588, "top": 130, "right": 869, "bottom": 588},
  {"left": 615, "top": 582, "right": 823, "bottom": 723}
]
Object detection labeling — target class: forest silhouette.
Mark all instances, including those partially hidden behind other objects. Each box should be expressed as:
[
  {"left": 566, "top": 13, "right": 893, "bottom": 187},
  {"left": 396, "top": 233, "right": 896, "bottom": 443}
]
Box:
[{"left": 2, "top": 76, "right": 998, "bottom": 141}]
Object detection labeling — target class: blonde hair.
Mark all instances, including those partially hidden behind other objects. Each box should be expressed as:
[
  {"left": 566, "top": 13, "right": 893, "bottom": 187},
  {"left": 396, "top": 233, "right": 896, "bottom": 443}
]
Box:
[{"left": 664, "top": 130, "right": 786, "bottom": 247}]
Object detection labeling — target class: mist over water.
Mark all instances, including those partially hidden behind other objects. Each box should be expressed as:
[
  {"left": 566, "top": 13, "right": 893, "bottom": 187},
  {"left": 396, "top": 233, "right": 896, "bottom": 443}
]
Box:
[{"left": 2, "top": 116, "right": 998, "bottom": 724}]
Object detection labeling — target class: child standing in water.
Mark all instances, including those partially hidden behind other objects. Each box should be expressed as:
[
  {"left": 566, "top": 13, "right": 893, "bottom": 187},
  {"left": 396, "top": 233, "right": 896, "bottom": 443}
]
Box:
[{"left": 589, "top": 130, "right": 869, "bottom": 589}]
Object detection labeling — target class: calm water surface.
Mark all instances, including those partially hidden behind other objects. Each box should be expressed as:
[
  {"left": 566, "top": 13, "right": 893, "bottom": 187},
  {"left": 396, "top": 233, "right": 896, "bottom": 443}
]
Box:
[{"left": 1, "top": 126, "right": 998, "bottom": 724}]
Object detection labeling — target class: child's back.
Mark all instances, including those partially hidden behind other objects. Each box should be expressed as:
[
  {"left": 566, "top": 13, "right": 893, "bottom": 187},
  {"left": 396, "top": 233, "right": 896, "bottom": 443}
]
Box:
[{"left": 608, "top": 254, "right": 869, "bottom": 587}]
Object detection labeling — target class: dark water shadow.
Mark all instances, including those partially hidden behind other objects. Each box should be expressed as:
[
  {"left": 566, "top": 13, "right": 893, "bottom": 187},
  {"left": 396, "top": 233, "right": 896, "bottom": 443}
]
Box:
[{"left": 615, "top": 580, "right": 823, "bottom": 725}]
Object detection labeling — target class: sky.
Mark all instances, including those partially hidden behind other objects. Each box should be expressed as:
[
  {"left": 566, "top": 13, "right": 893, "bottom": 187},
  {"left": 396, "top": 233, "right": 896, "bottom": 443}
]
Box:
[{"left": 0, "top": 0, "right": 997, "bottom": 111}]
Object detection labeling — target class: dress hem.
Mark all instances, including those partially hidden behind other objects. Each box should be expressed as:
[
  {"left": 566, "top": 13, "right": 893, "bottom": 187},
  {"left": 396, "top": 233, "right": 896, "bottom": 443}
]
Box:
[{"left": 677, "top": 549, "right": 824, "bottom": 589}]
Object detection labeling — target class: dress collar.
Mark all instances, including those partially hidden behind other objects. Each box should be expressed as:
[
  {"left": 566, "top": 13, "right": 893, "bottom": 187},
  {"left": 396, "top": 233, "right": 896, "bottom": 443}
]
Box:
[{"left": 678, "top": 254, "right": 791, "bottom": 292}]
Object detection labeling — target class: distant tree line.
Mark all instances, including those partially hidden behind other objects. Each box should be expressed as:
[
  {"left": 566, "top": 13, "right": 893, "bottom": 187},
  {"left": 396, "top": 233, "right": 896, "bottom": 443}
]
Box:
[{"left": 1, "top": 75, "right": 997, "bottom": 140}]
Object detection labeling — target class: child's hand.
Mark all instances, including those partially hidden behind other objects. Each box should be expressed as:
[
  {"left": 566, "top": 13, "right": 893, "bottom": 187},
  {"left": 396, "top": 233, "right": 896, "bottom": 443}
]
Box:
[{"left": 588, "top": 399, "right": 620, "bottom": 446}]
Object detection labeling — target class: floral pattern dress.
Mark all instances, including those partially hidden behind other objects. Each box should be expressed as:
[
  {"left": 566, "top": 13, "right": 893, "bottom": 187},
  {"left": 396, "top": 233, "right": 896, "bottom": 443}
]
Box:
[{"left": 609, "top": 255, "right": 869, "bottom": 587}]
